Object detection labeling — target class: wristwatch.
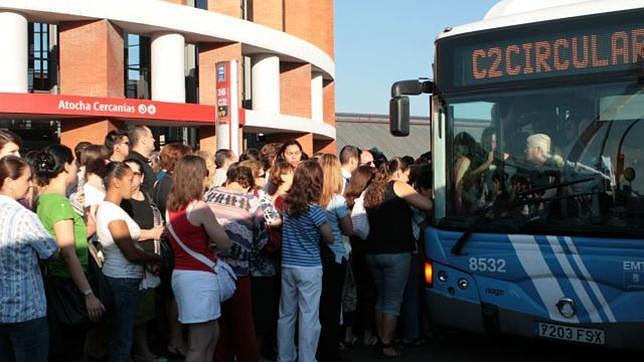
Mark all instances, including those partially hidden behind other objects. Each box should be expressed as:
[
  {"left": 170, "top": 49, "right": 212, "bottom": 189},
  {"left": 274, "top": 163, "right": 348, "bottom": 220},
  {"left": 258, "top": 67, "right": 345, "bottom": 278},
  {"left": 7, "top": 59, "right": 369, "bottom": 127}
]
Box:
[{"left": 82, "top": 288, "right": 94, "bottom": 297}]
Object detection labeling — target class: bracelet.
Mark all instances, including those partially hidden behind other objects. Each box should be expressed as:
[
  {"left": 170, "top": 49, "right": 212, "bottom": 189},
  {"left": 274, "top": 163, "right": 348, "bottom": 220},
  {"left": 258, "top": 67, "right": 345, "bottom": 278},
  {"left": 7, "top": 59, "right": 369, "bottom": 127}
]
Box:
[{"left": 82, "top": 288, "right": 94, "bottom": 297}]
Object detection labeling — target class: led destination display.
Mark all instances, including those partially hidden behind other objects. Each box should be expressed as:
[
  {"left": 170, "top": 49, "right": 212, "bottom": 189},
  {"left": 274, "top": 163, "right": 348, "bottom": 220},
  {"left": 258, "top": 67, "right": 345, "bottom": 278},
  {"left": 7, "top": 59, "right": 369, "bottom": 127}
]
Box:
[{"left": 448, "top": 21, "right": 643, "bottom": 88}]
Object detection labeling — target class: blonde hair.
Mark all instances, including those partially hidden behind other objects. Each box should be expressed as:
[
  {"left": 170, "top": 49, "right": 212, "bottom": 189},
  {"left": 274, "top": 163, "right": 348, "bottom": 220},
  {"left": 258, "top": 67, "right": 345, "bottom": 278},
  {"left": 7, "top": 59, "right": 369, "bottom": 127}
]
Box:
[
  {"left": 526, "top": 133, "right": 551, "bottom": 156},
  {"left": 318, "top": 153, "right": 343, "bottom": 208}
]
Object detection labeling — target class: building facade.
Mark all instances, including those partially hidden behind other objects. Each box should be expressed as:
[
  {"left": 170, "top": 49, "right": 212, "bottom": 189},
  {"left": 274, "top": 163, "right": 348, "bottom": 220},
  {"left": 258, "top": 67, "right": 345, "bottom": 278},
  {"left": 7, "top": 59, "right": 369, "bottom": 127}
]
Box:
[{"left": 0, "top": 0, "right": 336, "bottom": 154}]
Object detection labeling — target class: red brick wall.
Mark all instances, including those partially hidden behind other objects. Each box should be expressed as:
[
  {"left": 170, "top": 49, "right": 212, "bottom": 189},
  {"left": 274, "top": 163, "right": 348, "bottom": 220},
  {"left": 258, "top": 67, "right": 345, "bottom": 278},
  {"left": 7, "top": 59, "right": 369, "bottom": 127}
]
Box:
[
  {"left": 59, "top": 20, "right": 124, "bottom": 97},
  {"left": 198, "top": 126, "right": 217, "bottom": 152},
  {"left": 314, "top": 139, "right": 336, "bottom": 154},
  {"left": 284, "top": 0, "right": 311, "bottom": 43},
  {"left": 209, "top": 0, "right": 240, "bottom": 18},
  {"left": 266, "top": 132, "right": 313, "bottom": 156},
  {"left": 252, "top": 0, "right": 283, "bottom": 31},
  {"left": 60, "top": 119, "right": 123, "bottom": 150},
  {"left": 280, "top": 63, "right": 312, "bottom": 118},
  {"left": 198, "top": 43, "right": 243, "bottom": 106},
  {"left": 310, "top": 0, "right": 334, "bottom": 56},
  {"left": 323, "top": 80, "right": 335, "bottom": 126}
]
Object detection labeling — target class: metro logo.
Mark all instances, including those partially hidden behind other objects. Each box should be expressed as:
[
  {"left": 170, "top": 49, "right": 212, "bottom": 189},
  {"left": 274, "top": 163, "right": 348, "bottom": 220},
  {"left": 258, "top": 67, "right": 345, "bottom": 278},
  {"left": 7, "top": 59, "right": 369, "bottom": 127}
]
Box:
[{"left": 471, "top": 29, "right": 644, "bottom": 80}]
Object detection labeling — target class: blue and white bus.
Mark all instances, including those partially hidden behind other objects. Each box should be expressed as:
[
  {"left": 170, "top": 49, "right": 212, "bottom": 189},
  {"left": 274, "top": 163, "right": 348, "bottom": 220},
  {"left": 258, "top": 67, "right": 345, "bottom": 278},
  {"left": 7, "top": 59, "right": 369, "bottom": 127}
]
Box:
[{"left": 390, "top": 0, "right": 644, "bottom": 348}]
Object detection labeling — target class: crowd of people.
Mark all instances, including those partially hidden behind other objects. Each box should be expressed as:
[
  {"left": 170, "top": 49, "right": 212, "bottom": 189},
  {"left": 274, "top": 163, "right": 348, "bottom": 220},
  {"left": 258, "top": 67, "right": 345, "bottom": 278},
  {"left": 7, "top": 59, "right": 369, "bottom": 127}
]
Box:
[{"left": 0, "top": 126, "right": 434, "bottom": 362}]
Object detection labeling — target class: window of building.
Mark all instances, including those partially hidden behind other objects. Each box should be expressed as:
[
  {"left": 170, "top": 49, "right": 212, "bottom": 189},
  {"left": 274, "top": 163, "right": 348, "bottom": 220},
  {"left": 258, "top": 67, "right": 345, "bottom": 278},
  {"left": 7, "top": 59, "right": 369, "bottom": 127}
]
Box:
[
  {"left": 195, "top": 0, "right": 208, "bottom": 10},
  {"left": 124, "top": 33, "right": 151, "bottom": 99},
  {"left": 242, "top": 0, "right": 252, "bottom": 20},
  {"left": 185, "top": 44, "right": 199, "bottom": 104},
  {"left": 29, "top": 23, "right": 56, "bottom": 92}
]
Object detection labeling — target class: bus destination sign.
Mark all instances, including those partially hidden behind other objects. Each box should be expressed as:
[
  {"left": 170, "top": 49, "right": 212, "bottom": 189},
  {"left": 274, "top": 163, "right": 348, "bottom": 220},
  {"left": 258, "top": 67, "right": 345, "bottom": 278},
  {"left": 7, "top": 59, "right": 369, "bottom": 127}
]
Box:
[{"left": 455, "top": 23, "right": 643, "bottom": 87}]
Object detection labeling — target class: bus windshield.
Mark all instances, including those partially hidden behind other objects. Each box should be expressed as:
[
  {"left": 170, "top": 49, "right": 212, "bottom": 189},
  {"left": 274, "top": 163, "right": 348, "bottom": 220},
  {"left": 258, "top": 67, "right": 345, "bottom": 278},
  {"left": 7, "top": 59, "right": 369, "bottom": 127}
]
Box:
[{"left": 444, "top": 79, "right": 644, "bottom": 237}]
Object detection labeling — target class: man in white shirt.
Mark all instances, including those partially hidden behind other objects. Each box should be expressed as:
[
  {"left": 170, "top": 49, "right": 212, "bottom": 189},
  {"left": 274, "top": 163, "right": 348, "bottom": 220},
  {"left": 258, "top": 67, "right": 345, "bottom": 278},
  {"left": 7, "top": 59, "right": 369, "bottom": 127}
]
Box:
[{"left": 339, "top": 145, "right": 359, "bottom": 192}]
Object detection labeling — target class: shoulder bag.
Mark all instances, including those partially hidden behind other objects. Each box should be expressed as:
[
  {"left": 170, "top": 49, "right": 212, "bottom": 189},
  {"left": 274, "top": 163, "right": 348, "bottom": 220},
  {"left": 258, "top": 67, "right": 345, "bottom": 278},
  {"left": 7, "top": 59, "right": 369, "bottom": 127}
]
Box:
[{"left": 165, "top": 210, "right": 237, "bottom": 302}]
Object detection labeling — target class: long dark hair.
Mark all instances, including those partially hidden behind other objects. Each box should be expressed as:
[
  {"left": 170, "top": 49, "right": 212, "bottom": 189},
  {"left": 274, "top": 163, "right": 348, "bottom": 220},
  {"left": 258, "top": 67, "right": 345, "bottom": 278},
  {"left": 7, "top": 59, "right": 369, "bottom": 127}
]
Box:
[
  {"left": 267, "top": 160, "right": 294, "bottom": 196},
  {"left": 344, "top": 165, "right": 375, "bottom": 208},
  {"left": 226, "top": 165, "right": 254, "bottom": 191},
  {"left": 84, "top": 144, "right": 109, "bottom": 178},
  {"left": 166, "top": 155, "right": 208, "bottom": 211},
  {"left": 277, "top": 140, "right": 306, "bottom": 163},
  {"left": 0, "top": 156, "right": 29, "bottom": 190},
  {"left": 31, "top": 144, "right": 74, "bottom": 186},
  {"left": 364, "top": 157, "right": 409, "bottom": 208},
  {"left": 284, "top": 160, "right": 323, "bottom": 217}
]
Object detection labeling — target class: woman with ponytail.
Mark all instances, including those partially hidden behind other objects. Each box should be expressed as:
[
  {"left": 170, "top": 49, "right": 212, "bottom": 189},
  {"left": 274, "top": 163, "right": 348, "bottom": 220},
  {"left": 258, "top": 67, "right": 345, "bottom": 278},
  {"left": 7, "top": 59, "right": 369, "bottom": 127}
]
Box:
[
  {"left": 32, "top": 145, "right": 105, "bottom": 362},
  {"left": 363, "top": 157, "right": 432, "bottom": 358}
]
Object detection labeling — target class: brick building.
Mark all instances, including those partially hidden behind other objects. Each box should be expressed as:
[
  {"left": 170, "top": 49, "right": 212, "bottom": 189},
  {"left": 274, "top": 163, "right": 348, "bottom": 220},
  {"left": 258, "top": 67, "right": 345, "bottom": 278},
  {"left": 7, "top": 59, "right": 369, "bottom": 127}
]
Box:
[{"left": 0, "top": 0, "right": 336, "bottom": 154}]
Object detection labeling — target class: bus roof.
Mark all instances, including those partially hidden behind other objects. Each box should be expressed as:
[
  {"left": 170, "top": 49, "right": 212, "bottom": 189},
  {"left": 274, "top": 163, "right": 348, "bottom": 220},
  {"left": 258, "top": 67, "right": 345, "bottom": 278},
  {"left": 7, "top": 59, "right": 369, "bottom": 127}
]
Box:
[{"left": 436, "top": 0, "right": 643, "bottom": 41}]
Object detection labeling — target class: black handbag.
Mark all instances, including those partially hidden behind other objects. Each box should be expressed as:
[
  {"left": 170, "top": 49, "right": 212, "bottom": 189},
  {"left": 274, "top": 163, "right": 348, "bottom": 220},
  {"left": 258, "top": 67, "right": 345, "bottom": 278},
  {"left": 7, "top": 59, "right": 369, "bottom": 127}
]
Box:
[{"left": 46, "top": 243, "right": 113, "bottom": 326}]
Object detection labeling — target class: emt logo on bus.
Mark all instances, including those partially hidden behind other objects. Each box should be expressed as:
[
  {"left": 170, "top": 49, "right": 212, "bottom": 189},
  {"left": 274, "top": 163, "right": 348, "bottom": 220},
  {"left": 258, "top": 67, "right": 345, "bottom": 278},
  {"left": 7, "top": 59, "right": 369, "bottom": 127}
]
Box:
[{"left": 457, "top": 24, "right": 643, "bottom": 86}]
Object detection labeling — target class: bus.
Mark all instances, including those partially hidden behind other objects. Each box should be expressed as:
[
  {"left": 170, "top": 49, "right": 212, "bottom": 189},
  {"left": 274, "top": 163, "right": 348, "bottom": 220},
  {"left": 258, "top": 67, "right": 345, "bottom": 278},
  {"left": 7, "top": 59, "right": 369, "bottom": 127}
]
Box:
[{"left": 389, "top": 0, "right": 644, "bottom": 349}]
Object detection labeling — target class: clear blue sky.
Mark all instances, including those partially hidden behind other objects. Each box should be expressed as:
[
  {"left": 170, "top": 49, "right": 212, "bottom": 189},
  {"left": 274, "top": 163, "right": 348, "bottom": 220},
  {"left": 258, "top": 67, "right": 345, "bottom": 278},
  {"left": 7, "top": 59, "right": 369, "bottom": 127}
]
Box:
[{"left": 335, "top": 1, "right": 499, "bottom": 117}]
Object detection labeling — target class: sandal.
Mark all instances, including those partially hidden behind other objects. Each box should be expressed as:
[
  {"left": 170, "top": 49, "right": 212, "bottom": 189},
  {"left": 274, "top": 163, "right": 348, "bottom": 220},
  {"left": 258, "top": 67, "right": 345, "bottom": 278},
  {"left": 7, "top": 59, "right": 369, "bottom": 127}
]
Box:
[
  {"left": 401, "top": 337, "right": 426, "bottom": 347},
  {"left": 380, "top": 343, "right": 400, "bottom": 359},
  {"left": 344, "top": 336, "right": 358, "bottom": 347},
  {"left": 363, "top": 335, "right": 379, "bottom": 346}
]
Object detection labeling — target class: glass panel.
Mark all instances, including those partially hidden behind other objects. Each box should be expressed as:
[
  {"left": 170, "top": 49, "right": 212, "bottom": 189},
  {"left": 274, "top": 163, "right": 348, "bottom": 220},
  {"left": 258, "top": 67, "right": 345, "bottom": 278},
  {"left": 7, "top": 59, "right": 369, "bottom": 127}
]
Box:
[
  {"left": 195, "top": 0, "right": 208, "bottom": 10},
  {"left": 444, "top": 80, "right": 644, "bottom": 236},
  {"left": 124, "top": 34, "right": 151, "bottom": 99}
]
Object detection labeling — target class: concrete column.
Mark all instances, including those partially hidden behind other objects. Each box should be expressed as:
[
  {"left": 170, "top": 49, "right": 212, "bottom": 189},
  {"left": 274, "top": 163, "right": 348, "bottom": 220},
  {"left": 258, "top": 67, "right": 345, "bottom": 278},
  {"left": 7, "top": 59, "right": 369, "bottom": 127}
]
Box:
[
  {"left": 311, "top": 73, "right": 323, "bottom": 122},
  {"left": 151, "top": 33, "right": 185, "bottom": 102},
  {"left": 251, "top": 54, "right": 280, "bottom": 114},
  {"left": 0, "top": 12, "right": 28, "bottom": 93}
]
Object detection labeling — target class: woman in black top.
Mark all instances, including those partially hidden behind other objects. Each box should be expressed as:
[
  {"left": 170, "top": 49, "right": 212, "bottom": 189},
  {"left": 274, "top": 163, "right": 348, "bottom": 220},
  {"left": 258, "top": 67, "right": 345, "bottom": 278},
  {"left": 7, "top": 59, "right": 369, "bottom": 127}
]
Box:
[
  {"left": 363, "top": 158, "right": 432, "bottom": 358},
  {"left": 122, "top": 158, "right": 164, "bottom": 361}
]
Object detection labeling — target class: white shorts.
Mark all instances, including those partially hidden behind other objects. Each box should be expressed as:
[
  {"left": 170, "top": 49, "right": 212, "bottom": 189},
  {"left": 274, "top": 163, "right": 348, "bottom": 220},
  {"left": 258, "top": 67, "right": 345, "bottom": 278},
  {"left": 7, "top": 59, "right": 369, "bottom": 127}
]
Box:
[{"left": 172, "top": 269, "right": 221, "bottom": 324}]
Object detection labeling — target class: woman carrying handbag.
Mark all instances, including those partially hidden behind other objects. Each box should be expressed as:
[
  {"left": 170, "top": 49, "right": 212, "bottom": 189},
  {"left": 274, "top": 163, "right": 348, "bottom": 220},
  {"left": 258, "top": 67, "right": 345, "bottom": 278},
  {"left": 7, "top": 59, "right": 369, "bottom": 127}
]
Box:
[{"left": 165, "top": 155, "right": 231, "bottom": 362}]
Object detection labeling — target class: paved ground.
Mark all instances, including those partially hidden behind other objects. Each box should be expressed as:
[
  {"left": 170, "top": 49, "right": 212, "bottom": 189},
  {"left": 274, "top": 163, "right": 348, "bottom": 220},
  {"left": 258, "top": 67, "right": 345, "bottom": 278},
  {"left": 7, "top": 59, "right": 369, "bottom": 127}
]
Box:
[{"left": 340, "top": 329, "right": 637, "bottom": 362}]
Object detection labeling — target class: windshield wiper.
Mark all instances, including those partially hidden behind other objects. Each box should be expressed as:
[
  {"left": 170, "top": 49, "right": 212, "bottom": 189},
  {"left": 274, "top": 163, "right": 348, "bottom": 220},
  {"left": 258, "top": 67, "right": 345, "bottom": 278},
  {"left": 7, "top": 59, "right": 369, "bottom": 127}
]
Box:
[{"left": 450, "top": 194, "right": 521, "bottom": 255}]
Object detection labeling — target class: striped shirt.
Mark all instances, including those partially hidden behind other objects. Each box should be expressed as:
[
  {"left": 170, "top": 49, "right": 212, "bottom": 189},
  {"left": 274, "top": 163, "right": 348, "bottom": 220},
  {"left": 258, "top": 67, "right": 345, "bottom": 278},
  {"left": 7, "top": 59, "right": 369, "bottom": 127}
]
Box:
[
  {"left": 282, "top": 204, "right": 327, "bottom": 268},
  {"left": 0, "top": 195, "right": 58, "bottom": 323}
]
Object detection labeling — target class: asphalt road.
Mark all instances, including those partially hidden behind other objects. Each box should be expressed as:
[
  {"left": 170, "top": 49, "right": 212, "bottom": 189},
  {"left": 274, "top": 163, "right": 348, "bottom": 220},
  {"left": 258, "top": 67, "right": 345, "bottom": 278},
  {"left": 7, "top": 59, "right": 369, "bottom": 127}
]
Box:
[{"left": 340, "top": 329, "right": 637, "bottom": 362}]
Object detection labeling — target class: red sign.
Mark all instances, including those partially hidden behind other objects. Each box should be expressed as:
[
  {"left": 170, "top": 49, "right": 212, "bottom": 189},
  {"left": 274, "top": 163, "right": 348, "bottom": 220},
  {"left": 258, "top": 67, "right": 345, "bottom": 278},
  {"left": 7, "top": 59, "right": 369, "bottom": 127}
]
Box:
[
  {"left": 0, "top": 92, "right": 248, "bottom": 126},
  {"left": 216, "top": 62, "right": 231, "bottom": 124}
]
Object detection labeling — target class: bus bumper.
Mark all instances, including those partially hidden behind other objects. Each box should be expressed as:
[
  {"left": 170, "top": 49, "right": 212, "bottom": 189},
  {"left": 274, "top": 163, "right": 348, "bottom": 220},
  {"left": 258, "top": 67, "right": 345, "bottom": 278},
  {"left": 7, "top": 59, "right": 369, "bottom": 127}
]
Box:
[{"left": 425, "top": 288, "right": 644, "bottom": 349}]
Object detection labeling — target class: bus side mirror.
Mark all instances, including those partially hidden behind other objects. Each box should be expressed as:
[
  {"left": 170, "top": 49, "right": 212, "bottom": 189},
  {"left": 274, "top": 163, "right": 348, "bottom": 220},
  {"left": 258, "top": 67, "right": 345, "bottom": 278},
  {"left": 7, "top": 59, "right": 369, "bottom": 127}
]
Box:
[
  {"left": 389, "top": 78, "right": 433, "bottom": 137},
  {"left": 390, "top": 96, "right": 410, "bottom": 136}
]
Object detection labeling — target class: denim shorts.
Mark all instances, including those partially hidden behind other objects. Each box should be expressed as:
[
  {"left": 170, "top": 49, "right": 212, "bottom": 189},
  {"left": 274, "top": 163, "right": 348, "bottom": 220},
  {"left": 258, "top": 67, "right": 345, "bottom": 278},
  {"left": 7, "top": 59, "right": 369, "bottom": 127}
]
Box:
[{"left": 365, "top": 253, "right": 411, "bottom": 316}]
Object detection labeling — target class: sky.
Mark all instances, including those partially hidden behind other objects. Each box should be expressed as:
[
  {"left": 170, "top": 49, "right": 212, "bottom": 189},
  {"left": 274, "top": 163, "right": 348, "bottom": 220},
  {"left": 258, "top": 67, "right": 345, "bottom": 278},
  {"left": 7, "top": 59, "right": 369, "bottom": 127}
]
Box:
[{"left": 335, "top": 0, "right": 499, "bottom": 117}]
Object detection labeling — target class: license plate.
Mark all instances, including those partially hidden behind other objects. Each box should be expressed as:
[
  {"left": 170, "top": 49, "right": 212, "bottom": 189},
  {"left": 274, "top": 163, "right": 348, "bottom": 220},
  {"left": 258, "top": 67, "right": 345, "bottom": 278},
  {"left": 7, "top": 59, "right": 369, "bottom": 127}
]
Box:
[{"left": 536, "top": 322, "right": 605, "bottom": 345}]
